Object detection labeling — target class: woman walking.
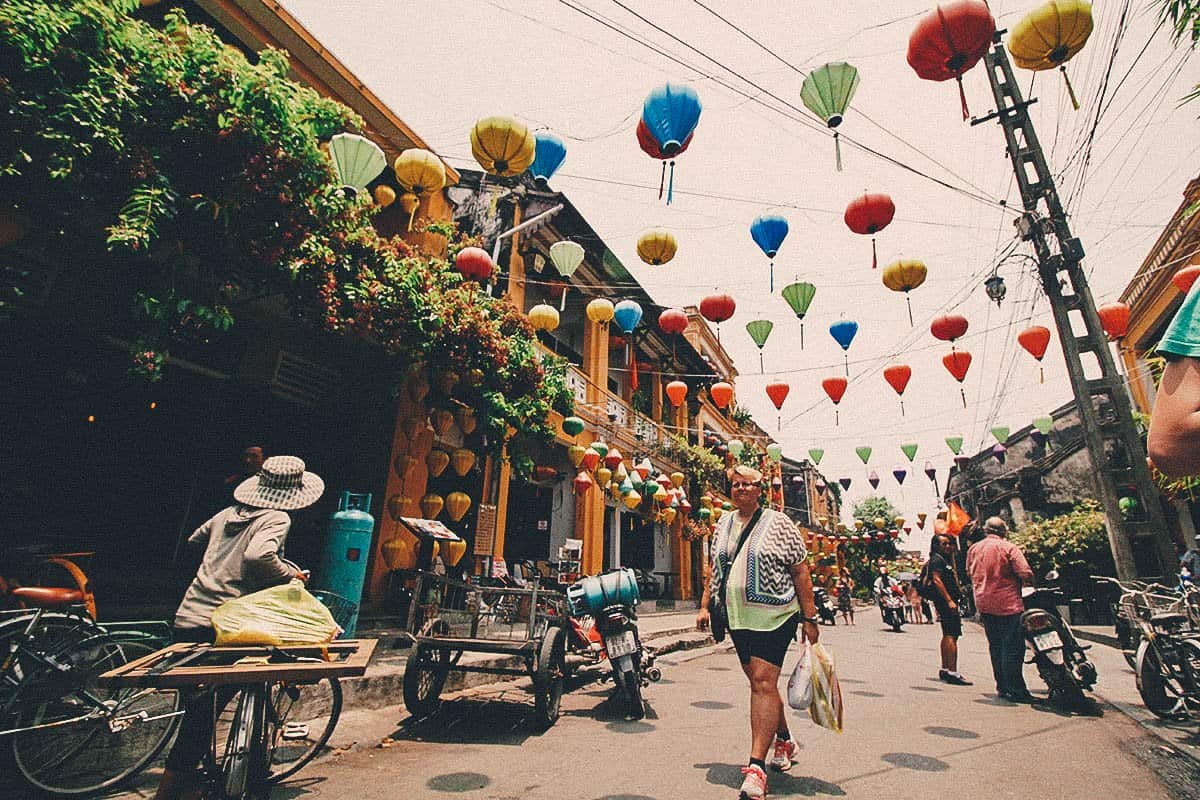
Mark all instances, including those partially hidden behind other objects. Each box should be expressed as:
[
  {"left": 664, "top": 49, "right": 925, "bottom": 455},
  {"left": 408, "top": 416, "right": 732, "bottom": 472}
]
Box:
[
  {"left": 835, "top": 575, "right": 855, "bottom": 625},
  {"left": 696, "top": 465, "right": 820, "bottom": 800}
]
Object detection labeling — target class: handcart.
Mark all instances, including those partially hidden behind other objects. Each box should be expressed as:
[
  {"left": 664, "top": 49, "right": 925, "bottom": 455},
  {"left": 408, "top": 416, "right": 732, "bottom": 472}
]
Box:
[{"left": 403, "top": 570, "right": 569, "bottom": 728}]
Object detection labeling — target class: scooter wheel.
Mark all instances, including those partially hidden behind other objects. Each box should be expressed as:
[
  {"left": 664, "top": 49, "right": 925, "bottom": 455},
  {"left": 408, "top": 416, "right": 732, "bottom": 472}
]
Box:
[{"left": 646, "top": 667, "right": 662, "bottom": 682}]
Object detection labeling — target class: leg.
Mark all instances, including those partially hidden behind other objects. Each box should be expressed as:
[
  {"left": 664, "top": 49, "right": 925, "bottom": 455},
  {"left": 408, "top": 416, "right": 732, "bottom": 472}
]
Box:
[
  {"left": 980, "top": 614, "right": 1005, "bottom": 693},
  {"left": 999, "top": 613, "right": 1029, "bottom": 696},
  {"left": 940, "top": 635, "right": 958, "bottom": 671},
  {"left": 746, "top": 657, "right": 785, "bottom": 761}
]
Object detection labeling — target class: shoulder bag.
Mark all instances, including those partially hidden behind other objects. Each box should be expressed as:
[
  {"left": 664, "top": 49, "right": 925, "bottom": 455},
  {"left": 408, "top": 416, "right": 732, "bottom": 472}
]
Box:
[{"left": 709, "top": 508, "right": 763, "bottom": 643}]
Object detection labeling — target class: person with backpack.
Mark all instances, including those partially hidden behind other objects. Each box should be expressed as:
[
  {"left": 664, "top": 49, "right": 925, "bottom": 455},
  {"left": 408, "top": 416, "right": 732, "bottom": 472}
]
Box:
[{"left": 923, "top": 533, "right": 972, "bottom": 686}]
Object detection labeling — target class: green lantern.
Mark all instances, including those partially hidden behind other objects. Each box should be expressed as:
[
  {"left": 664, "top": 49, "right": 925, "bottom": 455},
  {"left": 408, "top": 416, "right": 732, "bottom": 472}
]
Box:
[
  {"left": 590, "top": 441, "right": 609, "bottom": 459},
  {"left": 746, "top": 319, "right": 774, "bottom": 373},
  {"left": 328, "top": 132, "right": 387, "bottom": 196},
  {"left": 698, "top": 507, "right": 712, "bottom": 522},
  {"left": 728, "top": 439, "right": 745, "bottom": 458},
  {"left": 991, "top": 426, "right": 1010, "bottom": 445},
  {"left": 1033, "top": 416, "right": 1054, "bottom": 435},
  {"left": 561, "top": 416, "right": 585, "bottom": 438},
  {"left": 900, "top": 443, "right": 918, "bottom": 462},
  {"left": 1119, "top": 496, "right": 1138, "bottom": 517},
  {"left": 808, "top": 448, "right": 824, "bottom": 465},
  {"left": 767, "top": 443, "right": 783, "bottom": 463},
  {"left": 799, "top": 62, "right": 860, "bottom": 170},
  {"left": 945, "top": 436, "right": 964, "bottom": 455},
  {"left": 855, "top": 446, "right": 872, "bottom": 465},
  {"left": 722, "top": 502, "right": 733, "bottom": 511},
  {"left": 781, "top": 282, "right": 817, "bottom": 349}
]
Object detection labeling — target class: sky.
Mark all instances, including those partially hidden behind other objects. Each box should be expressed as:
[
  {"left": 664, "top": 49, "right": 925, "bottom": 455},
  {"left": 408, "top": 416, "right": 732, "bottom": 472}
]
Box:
[{"left": 282, "top": 0, "right": 1198, "bottom": 549}]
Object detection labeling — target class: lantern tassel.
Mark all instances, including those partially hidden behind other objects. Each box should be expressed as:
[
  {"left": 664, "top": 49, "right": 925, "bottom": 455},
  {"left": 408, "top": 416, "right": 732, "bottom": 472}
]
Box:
[
  {"left": 835, "top": 408, "right": 840, "bottom": 427},
  {"left": 667, "top": 160, "right": 675, "bottom": 205},
  {"left": 834, "top": 131, "right": 842, "bottom": 172},
  {"left": 800, "top": 322, "right": 805, "bottom": 350},
  {"left": 759, "top": 351, "right": 764, "bottom": 374},
  {"left": 1061, "top": 66, "right": 1080, "bottom": 111},
  {"left": 658, "top": 161, "right": 666, "bottom": 200},
  {"left": 959, "top": 386, "right": 967, "bottom": 408},
  {"left": 560, "top": 286, "right": 567, "bottom": 311},
  {"left": 871, "top": 238, "right": 877, "bottom": 269},
  {"left": 900, "top": 399, "right": 905, "bottom": 417},
  {"left": 769, "top": 260, "right": 774, "bottom": 293},
  {"left": 407, "top": 206, "right": 416, "bottom": 232},
  {"left": 844, "top": 353, "right": 849, "bottom": 377},
  {"left": 777, "top": 413, "right": 781, "bottom": 431},
  {"left": 956, "top": 75, "right": 969, "bottom": 121},
  {"left": 906, "top": 296, "right": 914, "bottom": 326},
  {"left": 1039, "top": 365, "right": 1044, "bottom": 384}
]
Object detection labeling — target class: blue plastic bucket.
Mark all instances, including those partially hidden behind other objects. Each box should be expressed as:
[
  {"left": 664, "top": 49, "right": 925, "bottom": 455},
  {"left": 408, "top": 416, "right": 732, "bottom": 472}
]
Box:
[{"left": 567, "top": 568, "right": 640, "bottom": 616}]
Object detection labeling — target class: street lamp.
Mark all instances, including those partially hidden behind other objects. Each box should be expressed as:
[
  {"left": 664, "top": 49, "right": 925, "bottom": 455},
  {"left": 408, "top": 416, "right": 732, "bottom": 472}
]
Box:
[{"left": 984, "top": 273, "right": 1006, "bottom": 307}]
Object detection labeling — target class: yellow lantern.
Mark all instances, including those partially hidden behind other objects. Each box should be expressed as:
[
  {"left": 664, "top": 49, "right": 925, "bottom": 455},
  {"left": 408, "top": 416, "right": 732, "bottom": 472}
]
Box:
[
  {"left": 854, "top": 519, "right": 864, "bottom": 531},
  {"left": 670, "top": 471, "right": 685, "bottom": 489},
  {"left": 701, "top": 496, "right": 714, "bottom": 510},
  {"left": 818, "top": 515, "right": 829, "bottom": 528},
  {"left": 452, "top": 448, "right": 476, "bottom": 477},
  {"left": 653, "top": 484, "right": 669, "bottom": 503},
  {"left": 712, "top": 507, "right": 723, "bottom": 523},
  {"left": 456, "top": 407, "right": 477, "bottom": 435},
  {"left": 470, "top": 116, "right": 536, "bottom": 177},
  {"left": 431, "top": 409, "right": 455, "bottom": 437},
  {"left": 663, "top": 507, "right": 677, "bottom": 525},
  {"left": 873, "top": 517, "right": 886, "bottom": 530},
  {"left": 528, "top": 303, "right": 560, "bottom": 332},
  {"left": 420, "top": 493, "right": 444, "bottom": 519},
  {"left": 426, "top": 449, "right": 450, "bottom": 478},
  {"left": 385, "top": 493, "right": 413, "bottom": 522},
  {"left": 893, "top": 516, "right": 905, "bottom": 528},
  {"left": 614, "top": 462, "right": 629, "bottom": 483},
  {"left": 623, "top": 490, "right": 642, "bottom": 510},
  {"left": 446, "top": 491, "right": 472, "bottom": 523},
  {"left": 568, "top": 445, "right": 587, "bottom": 468},
  {"left": 381, "top": 533, "right": 417, "bottom": 570},
  {"left": 430, "top": 541, "right": 440, "bottom": 562},
  {"left": 1008, "top": 0, "right": 1094, "bottom": 110},
  {"left": 882, "top": 259, "right": 927, "bottom": 293},
  {"left": 596, "top": 466, "right": 613, "bottom": 486},
  {"left": 636, "top": 228, "right": 678, "bottom": 265},
  {"left": 373, "top": 185, "right": 396, "bottom": 209},
  {"left": 392, "top": 148, "right": 446, "bottom": 230},
  {"left": 444, "top": 538, "right": 468, "bottom": 567},
  {"left": 586, "top": 298, "right": 615, "bottom": 325}
]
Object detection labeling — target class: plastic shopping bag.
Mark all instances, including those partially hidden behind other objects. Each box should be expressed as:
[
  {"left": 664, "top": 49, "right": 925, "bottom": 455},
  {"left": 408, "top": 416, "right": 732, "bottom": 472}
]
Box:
[
  {"left": 212, "top": 580, "right": 339, "bottom": 646},
  {"left": 807, "top": 642, "right": 844, "bottom": 733},
  {"left": 786, "top": 641, "right": 814, "bottom": 710}
]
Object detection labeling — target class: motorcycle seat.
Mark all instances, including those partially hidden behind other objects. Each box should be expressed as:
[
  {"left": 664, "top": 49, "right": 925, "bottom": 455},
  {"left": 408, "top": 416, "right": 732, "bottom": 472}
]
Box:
[{"left": 1150, "top": 612, "right": 1189, "bottom": 627}]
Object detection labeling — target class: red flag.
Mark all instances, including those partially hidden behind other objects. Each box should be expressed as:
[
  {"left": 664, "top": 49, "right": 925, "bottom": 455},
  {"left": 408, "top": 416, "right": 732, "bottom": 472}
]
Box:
[{"left": 946, "top": 502, "right": 971, "bottom": 536}]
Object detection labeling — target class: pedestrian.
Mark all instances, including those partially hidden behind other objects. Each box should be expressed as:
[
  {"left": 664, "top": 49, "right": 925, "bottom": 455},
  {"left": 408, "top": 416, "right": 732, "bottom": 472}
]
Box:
[
  {"left": 835, "top": 575, "right": 855, "bottom": 625},
  {"left": 905, "top": 580, "right": 922, "bottom": 624},
  {"left": 965, "top": 516, "right": 1036, "bottom": 703},
  {"left": 921, "top": 596, "right": 934, "bottom": 624},
  {"left": 928, "top": 534, "right": 971, "bottom": 685},
  {"left": 154, "top": 456, "right": 323, "bottom": 800},
  {"left": 872, "top": 564, "right": 897, "bottom": 622},
  {"left": 696, "top": 465, "right": 820, "bottom": 800},
  {"left": 1148, "top": 278, "right": 1200, "bottom": 477}
]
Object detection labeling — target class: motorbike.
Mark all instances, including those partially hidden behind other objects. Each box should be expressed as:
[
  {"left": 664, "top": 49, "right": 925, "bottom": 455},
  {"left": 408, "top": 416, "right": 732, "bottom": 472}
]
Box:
[
  {"left": 813, "top": 587, "right": 837, "bottom": 625},
  {"left": 1132, "top": 585, "right": 1200, "bottom": 720},
  {"left": 1020, "top": 571, "right": 1097, "bottom": 707},
  {"left": 567, "top": 568, "right": 661, "bottom": 720},
  {"left": 880, "top": 586, "right": 906, "bottom": 632}
]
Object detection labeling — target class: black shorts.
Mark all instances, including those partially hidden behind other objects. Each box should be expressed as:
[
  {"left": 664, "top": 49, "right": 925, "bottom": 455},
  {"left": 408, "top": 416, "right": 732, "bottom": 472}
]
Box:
[
  {"left": 936, "top": 605, "right": 963, "bottom": 638},
  {"left": 730, "top": 615, "right": 799, "bottom": 668}
]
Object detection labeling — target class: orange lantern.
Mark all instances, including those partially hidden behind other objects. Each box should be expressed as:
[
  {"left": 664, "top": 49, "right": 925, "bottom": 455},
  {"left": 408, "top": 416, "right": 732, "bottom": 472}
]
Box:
[
  {"left": 710, "top": 382, "right": 734, "bottom": 409},
  {"left": 444, "top": 538, "right": 467, "bottom": 567},
  {"left": 420, "top": 493, "right": 444, "bottom": 519},
  {"left": 426, "top": 449, "right": 450, "bottom": 478},
  {"left": 452, "top": 449, "right": 476, "bottom": 477},
  {"left": 665, "top": 380, "right": 688, "bottom": 407},
  {"left": 445, "top": 491, "right": 472, "bottom": 522},
  {"left": 381, "top": 533, "right": 417, "bottom": 569}
]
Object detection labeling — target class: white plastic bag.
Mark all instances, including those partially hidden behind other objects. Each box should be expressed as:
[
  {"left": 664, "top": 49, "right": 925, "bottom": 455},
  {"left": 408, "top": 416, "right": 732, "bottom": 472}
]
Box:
[
  {"left": 787, "top": 641, "right": 814, "bottom": 709},
  {"left": 808, "top": 642, "right": 844, "bottom": 733}
]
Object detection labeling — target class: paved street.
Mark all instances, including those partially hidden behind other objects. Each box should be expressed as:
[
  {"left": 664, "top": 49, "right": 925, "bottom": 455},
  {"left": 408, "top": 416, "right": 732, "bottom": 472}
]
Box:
[{"left": 109, "top": 613, "right": 1199, "bottom": 800}]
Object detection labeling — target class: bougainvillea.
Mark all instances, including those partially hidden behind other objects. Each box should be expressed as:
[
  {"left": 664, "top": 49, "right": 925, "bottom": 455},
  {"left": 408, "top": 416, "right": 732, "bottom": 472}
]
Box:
[{"left": 0, "top": 1, "right": 571, "bottom": 465}]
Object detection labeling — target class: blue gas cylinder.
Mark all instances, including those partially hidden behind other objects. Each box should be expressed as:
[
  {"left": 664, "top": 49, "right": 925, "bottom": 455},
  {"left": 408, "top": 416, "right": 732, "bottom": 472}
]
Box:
[{"left": 317, "top": 492, "right": 374, "bottom": 636}]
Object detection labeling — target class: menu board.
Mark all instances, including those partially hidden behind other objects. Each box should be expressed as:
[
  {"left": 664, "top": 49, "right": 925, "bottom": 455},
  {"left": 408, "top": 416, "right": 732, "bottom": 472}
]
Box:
[{"left": 474, "top": 504, "right": 497, "bottom": 556}]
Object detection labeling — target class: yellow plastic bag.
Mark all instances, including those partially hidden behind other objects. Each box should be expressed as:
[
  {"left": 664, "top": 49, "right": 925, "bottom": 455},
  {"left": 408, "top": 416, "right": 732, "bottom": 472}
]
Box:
[
  {"left": 212, "top": 580, "right": 338, "bottom": 646},
  {"left": 807, "top": 642, "right": 844, "bottom": 733}
]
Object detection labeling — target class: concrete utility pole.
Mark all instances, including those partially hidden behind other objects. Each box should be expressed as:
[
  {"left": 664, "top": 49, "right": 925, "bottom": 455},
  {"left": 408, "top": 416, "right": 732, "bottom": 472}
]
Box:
[{"left": 972, "top": 32, "right": 1176, "bottom": 579}]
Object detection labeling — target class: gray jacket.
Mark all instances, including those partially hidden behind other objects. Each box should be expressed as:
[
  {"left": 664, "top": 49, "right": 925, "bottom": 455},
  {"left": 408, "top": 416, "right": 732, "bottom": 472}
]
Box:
[{"left": 174, "top": 505, "right": 301, "bottom": 630}]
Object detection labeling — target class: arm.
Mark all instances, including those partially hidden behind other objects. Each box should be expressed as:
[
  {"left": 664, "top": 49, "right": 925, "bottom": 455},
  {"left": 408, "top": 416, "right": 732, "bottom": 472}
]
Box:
[
  {"left": 931, "top": 570, "right": 956, "bottom": 611},
  {"left": 789, "top": 560, "right": 820, "bottom": 643},
  {"left": 243, "top": 513, "right": 302, "bottom": 586},
  {"left": 1148, "top": 356, "right": 1200, "bottom": 478},
  {"left": 1010, "top": 546, "right": 1034, "bottom": 587},
  {"left": 696, "top": 561, "right": 713, "bottom": 631}
]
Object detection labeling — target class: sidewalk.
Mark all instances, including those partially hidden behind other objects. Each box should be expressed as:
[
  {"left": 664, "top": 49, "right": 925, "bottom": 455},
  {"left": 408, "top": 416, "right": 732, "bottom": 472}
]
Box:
[{"left": 340, "top": 606, "right": 707, "bottom": 712}]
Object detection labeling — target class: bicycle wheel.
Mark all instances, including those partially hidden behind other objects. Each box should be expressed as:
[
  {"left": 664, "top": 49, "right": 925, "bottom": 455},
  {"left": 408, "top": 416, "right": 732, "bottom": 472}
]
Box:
[
  {"left": 221, "top": 685, "right": 267, "bottom": 800},
  {"left": 9, "top": 635, "right": 182, "bottom": 796},
  {"left": 263, "top": 677, "right": 342, "bottom": 783},
  {"left": 0, "top": 611, "right": 100, "bottom": 696}
]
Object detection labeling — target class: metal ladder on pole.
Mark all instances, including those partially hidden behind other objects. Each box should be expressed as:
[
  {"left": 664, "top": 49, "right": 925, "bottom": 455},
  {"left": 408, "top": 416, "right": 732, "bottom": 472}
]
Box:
[{"left": 972, "top": 32, "right": 1176, "bottom": 579}]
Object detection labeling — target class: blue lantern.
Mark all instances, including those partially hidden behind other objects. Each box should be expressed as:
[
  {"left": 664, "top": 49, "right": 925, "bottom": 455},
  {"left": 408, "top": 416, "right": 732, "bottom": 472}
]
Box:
[
  {"left": 613, "top": 300, "right": 644, "bottom": 335},
  {"left": 641, "top": 83, "right": 702, "bottom": 204},
  {"left": 528, "top": 132, "right": 566, "bottom": 186},
  {"left": 750, "top": 214, "right": 789, "bottom": 292},
  {"left": 829, "top": 319, "right": 859, "bottom": 376}
]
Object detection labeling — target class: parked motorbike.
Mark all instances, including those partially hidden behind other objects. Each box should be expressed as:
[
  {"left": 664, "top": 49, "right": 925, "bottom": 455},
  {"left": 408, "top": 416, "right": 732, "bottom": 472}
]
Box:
[
  {"left": 1020, "top": 571, "right": 1097, "bottom": 707},
  {"left": 633, "top": 568, "right": 661, "bottom": 601},
  {"left": 880, "top": 587, "right": 906, "bottom": 632},
  {"left": 1132, "top": 587, "right": 1200, "bottom": 720},
  {"left": 813, "top": 588, "right": 837, "bottom": 625},
  {"left": 567, "top": 568, "right": 661, "bottom": 719}
]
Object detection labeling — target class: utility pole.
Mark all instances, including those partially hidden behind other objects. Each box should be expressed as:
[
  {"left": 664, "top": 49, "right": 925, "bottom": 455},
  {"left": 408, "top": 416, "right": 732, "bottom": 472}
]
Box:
[{"left": 972, "top": 32, "right": 1176, "bottom": 580}]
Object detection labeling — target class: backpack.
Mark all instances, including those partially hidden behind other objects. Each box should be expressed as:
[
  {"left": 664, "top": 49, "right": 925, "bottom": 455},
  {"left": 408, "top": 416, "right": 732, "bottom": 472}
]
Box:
[{"left": 915, "top": 563, "right": 939, "bottom": 601}]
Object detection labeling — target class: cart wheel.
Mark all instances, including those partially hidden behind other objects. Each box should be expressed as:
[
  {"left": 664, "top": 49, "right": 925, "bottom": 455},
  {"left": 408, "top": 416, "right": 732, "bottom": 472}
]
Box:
[
  {"left": 403, "top": 644, "right": 449, "bottom": 719},
  {"left": 533, "top": 627, "right": 565, "bottom": 729}
]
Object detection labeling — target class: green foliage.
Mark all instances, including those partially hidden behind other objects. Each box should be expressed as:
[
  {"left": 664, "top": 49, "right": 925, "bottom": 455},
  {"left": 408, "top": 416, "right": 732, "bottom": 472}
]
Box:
[
  {"left": 851, "top": 496, "right": 900, "bottom": 529},
  {"left": 730, "top": 403, "right": 753, "bottom": 426},
  {"left": 655, "top": 434, "right": 725, "bottom": 492},
  {"left": 1010, "top": 501, "right": 1116, "bottom": 581},
  {"left": 1160, "top": 0, "right": 1200, "bottom": 46},
  {"left": 0, "top": 0, "right": 569, "bottom": 461}
]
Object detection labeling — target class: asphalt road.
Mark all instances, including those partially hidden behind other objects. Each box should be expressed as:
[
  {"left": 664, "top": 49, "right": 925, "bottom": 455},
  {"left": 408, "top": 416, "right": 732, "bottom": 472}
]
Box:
[{"left": 104, "top": 611, "right": 1198, "bottom": 800}]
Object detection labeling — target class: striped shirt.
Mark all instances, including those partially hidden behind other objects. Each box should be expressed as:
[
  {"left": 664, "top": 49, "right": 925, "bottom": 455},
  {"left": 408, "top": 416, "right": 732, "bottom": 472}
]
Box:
[{"left": 711, "top": 508, "right": 808, "bottom": 631}]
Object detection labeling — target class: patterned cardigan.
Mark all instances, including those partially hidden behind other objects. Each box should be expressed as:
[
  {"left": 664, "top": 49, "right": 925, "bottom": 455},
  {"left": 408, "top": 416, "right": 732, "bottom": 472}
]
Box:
[{"left": 710, "top": 507, "right": 808, "bottom": 632}]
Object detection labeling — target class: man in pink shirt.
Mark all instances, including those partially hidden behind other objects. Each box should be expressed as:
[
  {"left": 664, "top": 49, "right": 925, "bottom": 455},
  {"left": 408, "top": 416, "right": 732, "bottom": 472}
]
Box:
[{"left": 966, "top": 516, "right": 1036, "bottom": 703}]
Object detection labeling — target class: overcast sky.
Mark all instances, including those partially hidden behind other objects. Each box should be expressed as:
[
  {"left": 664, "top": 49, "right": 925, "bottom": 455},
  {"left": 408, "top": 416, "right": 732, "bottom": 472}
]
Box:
[{"left": 283, "top": 0, "right": 1198, "bottom": 548}]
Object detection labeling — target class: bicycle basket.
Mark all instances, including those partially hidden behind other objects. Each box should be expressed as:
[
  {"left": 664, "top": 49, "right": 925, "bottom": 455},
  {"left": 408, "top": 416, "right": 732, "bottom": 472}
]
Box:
[{"left": 309, "top": 590, "right": 358, "bottom": 632}]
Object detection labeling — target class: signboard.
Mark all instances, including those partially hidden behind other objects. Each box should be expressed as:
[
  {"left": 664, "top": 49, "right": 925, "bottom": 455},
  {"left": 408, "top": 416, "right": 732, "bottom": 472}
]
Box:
[
  {"left": 399, "top": 517, "right": 461, "bottom": 542},
  {"left": 474, "top": 503, "right": 497, "bottom": 556}
]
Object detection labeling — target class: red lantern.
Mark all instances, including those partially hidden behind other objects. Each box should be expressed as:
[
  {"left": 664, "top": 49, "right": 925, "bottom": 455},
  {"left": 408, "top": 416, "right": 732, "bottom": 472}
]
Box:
[
  {"left": 821, "top": 376, "right": 848, "bottom": 426},
  {"left": 710, "top": 381, "right": 734, "bottom": 409},
  {"left": 1097, "top": 302, "right": 1130, "bottom": 340},
  {"left": 533, "top": 465, "right": 558, "bottom": 483},
  {"left": 604, "top": 447, "right": 623, "bottom": 470},
  {"left": 581, "top": 449, "right": 601, "bottom": 472},
  {"left": 931, "top": 313, "right": 968, "bottom": 343},
  {"left": 907, "top": 1, "right": 996, "bottom": 120},
  {"left": 658, "top": 308, "right": 689, "bottom": 335},
  {"left": 700, "top": 293, "right": 736, "bottom": 339},
  {"left": 1173, "top": 265, "right": 1200, "bottom": 295},
  {"left": 573, "top": 471, "right": 594, "bottom": 496},
  {"left": 890, "top": 529, "right": 900, "bottom": 539},
  {"left": 766, "top": 381, "right": 789, "bottom": 430},
  {"left": 1017, "top": 325, "right": 1052, "bottom": 383},
  {"left": 844, "top": 193, "right": 896, "bottom": 269},
  {"left": 455, "top": 247, "right": 494, "bottom": 282},
  {"left": 883, "top": 364, "right": 912, "bottom": 416},
  {"left": 942, "top": 350, "right": 972, "bottom": 407},
  {"left": 665, "top": 380, "right": 688, "bottom": 407}
]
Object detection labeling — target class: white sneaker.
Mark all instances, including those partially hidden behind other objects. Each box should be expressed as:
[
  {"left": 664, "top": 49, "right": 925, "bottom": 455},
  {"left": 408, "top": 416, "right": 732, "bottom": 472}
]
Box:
[
  {"left": 768, "top": 738, "right": 798, "bottom": 772},
  {"left": 739, "top": 764, "right": 768, "bottom": 799}
]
